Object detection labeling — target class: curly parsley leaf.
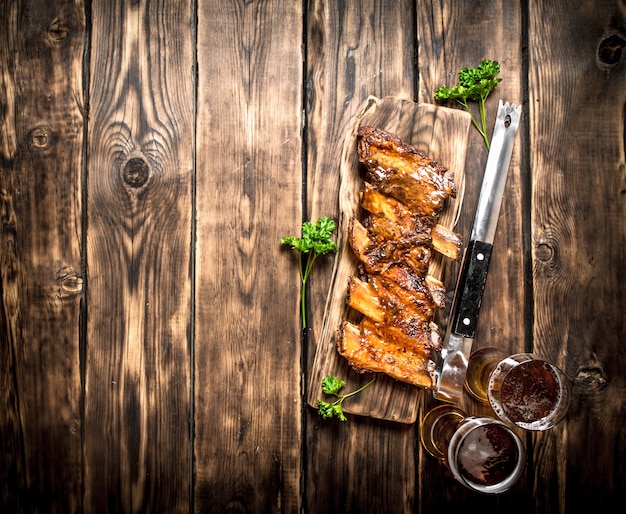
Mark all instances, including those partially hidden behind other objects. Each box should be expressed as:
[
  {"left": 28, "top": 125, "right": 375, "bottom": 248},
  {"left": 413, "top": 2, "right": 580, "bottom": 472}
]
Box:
[
  {"left": 435, "top": 59, "right": 502, "bottom": 149},
  {"left": 321, "top": 375, "right": 346, "bottom": 395},
  {"left": 281, "top": 217, "right": 338, "bottom": 329},
  {"left": 316, "top": 375, "right": 376, "bottom": 422}
]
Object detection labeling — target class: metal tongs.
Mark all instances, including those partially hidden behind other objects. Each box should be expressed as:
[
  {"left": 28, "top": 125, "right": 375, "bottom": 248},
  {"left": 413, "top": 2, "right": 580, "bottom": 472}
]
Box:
[{"left": 433, "top": 100, "right": 522, "bottom": 403}]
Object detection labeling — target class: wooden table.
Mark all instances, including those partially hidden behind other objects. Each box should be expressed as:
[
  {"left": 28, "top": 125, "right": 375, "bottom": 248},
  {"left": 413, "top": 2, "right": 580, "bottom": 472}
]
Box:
[{"left": 2, "top": 1, "right": 625, "bottom": 512}]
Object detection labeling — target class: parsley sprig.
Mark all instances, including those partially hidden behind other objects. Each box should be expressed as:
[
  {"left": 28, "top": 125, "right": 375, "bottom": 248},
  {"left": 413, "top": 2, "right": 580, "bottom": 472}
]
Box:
[
  {"left": 281, "top": 217, "right": 338, "bottom": 329},
  {"left": 317, "top": 375, "right": 376, "bottom": 421},
  {"left": 434, "top": 59, "right": 502, "bottom": 149}
]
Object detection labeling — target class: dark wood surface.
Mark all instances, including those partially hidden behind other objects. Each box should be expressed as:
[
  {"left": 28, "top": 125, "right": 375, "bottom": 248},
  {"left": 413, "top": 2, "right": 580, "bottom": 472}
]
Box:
[{"left": 1, "top": 1, "right": 625, "bottom": 513}]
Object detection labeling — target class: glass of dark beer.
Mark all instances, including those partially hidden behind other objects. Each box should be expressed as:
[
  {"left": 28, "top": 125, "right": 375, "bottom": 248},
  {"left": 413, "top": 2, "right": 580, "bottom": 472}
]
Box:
[
  {"left": 465, "top": 350, "right": 571, "bottom": 431},
  {"left": 420, "top": 404, "right": 526, "bottom": 494}
]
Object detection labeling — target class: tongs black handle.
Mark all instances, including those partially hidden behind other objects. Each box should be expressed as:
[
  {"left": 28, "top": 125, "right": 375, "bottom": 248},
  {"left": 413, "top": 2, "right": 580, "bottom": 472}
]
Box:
[{"left": 449, "top": 239, "right": 493, "bottom": 338}]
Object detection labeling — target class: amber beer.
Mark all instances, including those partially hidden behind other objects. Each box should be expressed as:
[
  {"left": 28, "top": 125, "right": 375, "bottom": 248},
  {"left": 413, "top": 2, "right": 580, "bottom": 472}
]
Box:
[
  {"left": 464, "top": 347, "right": 508, "bottom": 403},
  {"left": 420, "top": 404, "right": 466, "bottom": 460},
  {"left": 421, "top": 405, "right": 526, "bottom": 494},
  {"left": 487, "top": 353, "right": 571, "bottom": 431}
]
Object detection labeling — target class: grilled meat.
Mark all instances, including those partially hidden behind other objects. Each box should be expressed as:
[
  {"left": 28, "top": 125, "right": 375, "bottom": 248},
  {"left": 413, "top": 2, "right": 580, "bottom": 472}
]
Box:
[
  {"left": 357, "top": 126, "right": 456, "bottom": 215},
  {"left": 337, "top": 126, "right": 460, "bottom": 389}
]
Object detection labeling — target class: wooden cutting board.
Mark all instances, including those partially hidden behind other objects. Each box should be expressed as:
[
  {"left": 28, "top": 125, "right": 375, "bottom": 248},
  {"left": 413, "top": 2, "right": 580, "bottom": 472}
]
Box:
[{"left": 307, "top": 95, "right": 472, "bottom": 423}]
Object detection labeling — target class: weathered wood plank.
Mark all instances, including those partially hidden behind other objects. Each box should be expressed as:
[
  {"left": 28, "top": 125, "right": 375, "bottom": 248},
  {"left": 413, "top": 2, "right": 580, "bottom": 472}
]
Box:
[
  {"left": 528, "top": 1, "right": 626, "bottom": 511},
  {"left": 84, "top": 1, "right": 194, "bottom": 512},
  {"left": 416, "top": 0, "right": 527, "bottom": 509},
  {"left": 304, "top": 1, "right": 418, "bottom": 513},
  {"left": 194, "top": 1, "right": 303, "bottom": 511},
  {"left": 0, "top": 2, "right": 86, "bottom": 512}
]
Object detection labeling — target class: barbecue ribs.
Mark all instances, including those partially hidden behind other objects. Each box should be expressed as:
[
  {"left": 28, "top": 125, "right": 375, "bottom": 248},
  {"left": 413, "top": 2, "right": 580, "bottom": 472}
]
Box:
[{"left": 337, "top": 126, "right": 461, "bottom": 389}]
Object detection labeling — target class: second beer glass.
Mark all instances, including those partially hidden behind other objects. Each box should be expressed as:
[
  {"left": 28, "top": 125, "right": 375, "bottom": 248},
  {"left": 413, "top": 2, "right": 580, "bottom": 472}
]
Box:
[
  {"left": 465, "top": 349, "right": 571, "bottom": 431},
  {"left": 421, "top": 404, "right": 526, "bottom": 494}
]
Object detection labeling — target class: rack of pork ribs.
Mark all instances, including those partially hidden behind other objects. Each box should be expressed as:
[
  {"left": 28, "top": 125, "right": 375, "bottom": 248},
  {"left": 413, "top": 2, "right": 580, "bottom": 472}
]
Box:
[{"left": 337, "top": 126, "right": 462, "bottom": 389}]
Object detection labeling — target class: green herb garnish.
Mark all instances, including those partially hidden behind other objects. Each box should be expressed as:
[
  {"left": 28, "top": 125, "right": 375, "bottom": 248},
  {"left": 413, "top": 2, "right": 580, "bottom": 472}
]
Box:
[
  {"left": 434, "top": 59, "right": 502, "bottom": 149},
  {"left": 280, "top": 217, "right": 338, "bottom": 329},
  {"left": 316, "top": 375, "right": 376, "bottom": 421}
]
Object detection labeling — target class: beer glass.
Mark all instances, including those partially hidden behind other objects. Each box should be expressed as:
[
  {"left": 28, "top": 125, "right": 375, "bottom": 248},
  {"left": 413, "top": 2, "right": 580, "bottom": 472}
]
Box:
[
  {"left": 464, "top": 347, "right": 508, "bottom": 403},
  {"left": 465, "top": 349, "right": 571, "bottom": 431},
  {"left": 420, "top": 404, "right": 526, "bottom": 494}
]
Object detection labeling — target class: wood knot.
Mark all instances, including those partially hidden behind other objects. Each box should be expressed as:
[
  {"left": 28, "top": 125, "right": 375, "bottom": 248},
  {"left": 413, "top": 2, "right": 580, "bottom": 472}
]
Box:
[
  {"left": 574, "top": 365, "right": 608, "bottom": 393},
  {"left": 535, "top": 242, "right": 553, "bottom": 262},
  {"left": 48, "top": 19, "right": 69, "bottom": 45},
  {"left": 123, "top": 157, "right": 150, "bottom": 188},
  {"left": 56, "top": 267, "right": 83, "bottom": 295},
  {"left": 598, "top": 34, "right": 625, "bottom": 65},
  {"left": 28, "top": 126, "right": 54, "bottom": 150}
]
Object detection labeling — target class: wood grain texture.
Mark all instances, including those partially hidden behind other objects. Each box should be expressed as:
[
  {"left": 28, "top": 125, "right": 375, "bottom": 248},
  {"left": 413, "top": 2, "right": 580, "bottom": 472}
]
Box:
[
  {"left": 307, "top": 96, "right": 472, "bottom": 423},
  {"left": 194, "top": 1, "right": 303, "bottom": 512},
  {"left": 84, "top": 1, "right": 194, "bottom": 512},
  {"left": 528, "top": 0, "right": 626, "bottom": 511},
  {"left": 0, "top": 1, "right": 86, "bottom": 512}
]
